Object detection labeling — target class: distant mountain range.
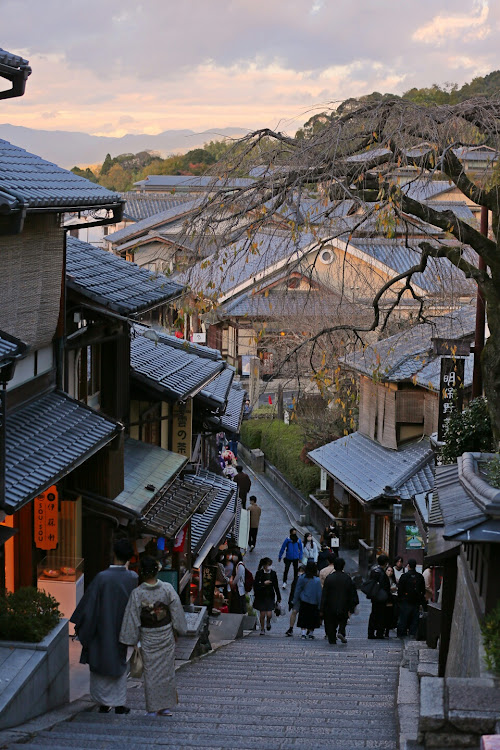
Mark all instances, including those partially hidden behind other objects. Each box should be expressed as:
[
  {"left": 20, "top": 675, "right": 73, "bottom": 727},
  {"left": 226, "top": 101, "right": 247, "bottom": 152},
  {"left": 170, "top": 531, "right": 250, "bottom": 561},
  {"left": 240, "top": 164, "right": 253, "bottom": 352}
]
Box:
[{"left": 0, "top": 124, "right": 249, "bottom": 168}]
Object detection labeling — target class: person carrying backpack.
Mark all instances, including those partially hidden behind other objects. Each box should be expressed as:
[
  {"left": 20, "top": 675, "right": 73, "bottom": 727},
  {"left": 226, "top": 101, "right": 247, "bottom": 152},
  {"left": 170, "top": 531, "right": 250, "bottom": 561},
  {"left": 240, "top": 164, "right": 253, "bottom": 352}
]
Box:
[
  {"left": 278, "top": 528, "right": 303, "bottom": 589},
  {"left": 396, "top": 558, "right": 426, "bottom": 638}
]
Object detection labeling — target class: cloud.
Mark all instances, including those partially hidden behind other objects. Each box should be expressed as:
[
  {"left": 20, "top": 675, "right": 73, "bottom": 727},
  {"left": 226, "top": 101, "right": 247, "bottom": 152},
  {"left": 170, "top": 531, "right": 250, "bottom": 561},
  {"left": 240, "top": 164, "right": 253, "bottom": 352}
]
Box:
[{"left": 1, "top": 0, "right": 500, "bottom": 137}]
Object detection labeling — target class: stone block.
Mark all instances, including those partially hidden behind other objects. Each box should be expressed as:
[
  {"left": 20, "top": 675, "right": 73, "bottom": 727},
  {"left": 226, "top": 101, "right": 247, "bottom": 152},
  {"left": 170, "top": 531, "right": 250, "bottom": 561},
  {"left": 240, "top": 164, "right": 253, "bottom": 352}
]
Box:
[
  {"left": 250, "top": 449, "right": 265, "bottom": 472},
  {"left": 398, "top": 704, "right": 419, "bottom": 738},
  {"left": 447, "top": 678, "right": 500, "bottom": 715},
  {"left": 418, "top": 661, "right": 439, "bottom": 678},
  {"left": 419, "top": 677, "right": 445, "bottom": 732},
  {"left": 398, "top": 667, "right": 419, "bottom": 704},
  {"left": 419, "top": 649, "right": 439, "bottom": 663},
  {"left": 425, "top": 732, "right": 478, "bottom": 747},
  {"left": 448, "top": 710, "right": 498, "bottom": 734}
]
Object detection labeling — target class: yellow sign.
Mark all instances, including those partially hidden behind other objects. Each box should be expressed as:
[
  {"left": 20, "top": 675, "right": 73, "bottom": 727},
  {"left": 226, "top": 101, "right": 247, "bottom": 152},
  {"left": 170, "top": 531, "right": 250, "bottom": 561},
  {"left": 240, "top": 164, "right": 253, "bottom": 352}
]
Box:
[
  {"left": 35, "top": 486, "right": 59, "bottom": 550},
  {"left": 172, "top": 400, "right": 192, "bottom": 459}
]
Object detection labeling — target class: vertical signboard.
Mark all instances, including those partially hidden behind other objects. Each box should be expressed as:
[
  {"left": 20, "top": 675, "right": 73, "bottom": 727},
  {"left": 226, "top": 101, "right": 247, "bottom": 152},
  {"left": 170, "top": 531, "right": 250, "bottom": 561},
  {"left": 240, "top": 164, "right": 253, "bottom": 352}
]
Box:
[
  {"left": 172, "top": 399, "right": 193, "bottom": 459},
  {"left": 34, "top": 485, "right": 59, "bottom": 550},
  {"left": 437, "top": 357, "right": 465, "bottom": 440}
]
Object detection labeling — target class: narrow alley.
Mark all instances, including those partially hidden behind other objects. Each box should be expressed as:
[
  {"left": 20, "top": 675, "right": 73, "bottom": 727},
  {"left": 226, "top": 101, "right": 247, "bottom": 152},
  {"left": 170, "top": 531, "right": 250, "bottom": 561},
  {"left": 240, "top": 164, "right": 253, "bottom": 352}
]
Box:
[{"left": 9, "top": 466, "right": 402, "bottom": 750}]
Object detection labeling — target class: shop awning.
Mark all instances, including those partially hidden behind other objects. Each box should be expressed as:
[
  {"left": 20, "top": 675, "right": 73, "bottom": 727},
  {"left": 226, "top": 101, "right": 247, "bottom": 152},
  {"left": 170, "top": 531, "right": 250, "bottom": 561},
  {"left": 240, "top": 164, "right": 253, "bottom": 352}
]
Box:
[
  {"left": 207, "top": 383, "right": 246, "bottom": 435},
  {"left": 187, "top": 470, "right": 237, "bottom": 560},
  {"left": 193, "top": 508, "right": 235, "bottom": 569},
  {"left": 109, "top": 438, "right": 187, "bottom": 516},
  {"left": 4, "top": 390, "right": 120, "bottom": 513},
  {"left": 141, "top": 475, "right": 213, "bottom": 538}
]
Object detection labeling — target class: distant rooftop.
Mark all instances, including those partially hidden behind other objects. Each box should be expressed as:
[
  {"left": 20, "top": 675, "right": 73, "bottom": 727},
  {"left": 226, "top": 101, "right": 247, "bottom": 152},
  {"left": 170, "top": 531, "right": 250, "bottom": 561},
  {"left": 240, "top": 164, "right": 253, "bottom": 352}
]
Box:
[
  {"left": 133, "top": 174, "right": 254, "bottom": 192},
  {"left": 120, "top": 192, "right": 194, "bottom": 222}
]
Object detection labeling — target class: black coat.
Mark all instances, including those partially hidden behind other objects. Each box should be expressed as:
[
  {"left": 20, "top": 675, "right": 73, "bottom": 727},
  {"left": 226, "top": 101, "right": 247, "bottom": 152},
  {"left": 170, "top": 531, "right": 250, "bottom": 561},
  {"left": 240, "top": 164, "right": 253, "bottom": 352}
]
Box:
[
  {"left": 369, "top": 564, "right": 391, "bottom": 593},
  {"left": 321, "top": 571, "right": 359, "bottom": 616},
  {"left": 397, "top": 570, "right": 426, "bottom": 605},
  {"left": 253, "top": 568, "right": 280, "bottom": 612}
]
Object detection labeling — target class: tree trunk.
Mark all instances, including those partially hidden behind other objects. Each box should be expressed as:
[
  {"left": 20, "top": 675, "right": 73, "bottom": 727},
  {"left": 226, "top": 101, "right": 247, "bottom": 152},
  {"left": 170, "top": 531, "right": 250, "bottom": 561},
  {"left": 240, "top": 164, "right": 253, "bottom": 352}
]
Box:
[{"left": 481, "top": 295, "right": 500, "bottom": 442}]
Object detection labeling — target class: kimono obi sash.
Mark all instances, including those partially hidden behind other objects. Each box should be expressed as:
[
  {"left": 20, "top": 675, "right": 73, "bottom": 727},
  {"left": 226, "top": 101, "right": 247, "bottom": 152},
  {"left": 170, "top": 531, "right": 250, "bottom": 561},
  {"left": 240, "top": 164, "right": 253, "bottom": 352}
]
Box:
[{"left": 140, "top": 600, "right": 172, "bottom": 629}]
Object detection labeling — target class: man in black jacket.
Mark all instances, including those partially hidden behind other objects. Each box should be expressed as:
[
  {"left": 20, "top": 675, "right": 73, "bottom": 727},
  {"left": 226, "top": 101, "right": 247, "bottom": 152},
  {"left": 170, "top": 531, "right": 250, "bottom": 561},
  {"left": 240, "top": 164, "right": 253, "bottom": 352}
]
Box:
[
  {"left": 321, "top": 557, "right": 359, "bottom": 644},
  {"left": 397, "top": 558, "right": 426, "bottom": 638},
  {"left": 367, "top": 553, "right": 391, "bottom": 639}
]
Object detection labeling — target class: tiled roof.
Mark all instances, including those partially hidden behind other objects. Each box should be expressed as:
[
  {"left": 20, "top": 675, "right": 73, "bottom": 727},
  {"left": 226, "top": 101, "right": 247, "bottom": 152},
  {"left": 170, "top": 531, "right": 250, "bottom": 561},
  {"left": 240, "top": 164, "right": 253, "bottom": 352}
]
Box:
[
  {"left": 179, "top": 231, "right": 316, "bottom": 298},
  {"left": 218, "top": 383, "right": 246, "bottom": 434},
  {"left": 414, "top": 352, "right": 474, "bottom": 391},
  {"left": 110, "top": 438, "right": 186, "bottom": 515},
  {"left": 308, "top": 431, "right": 435, "bottom": 503},
  {"left": 131, "top": 327, "right": 225, "bottom": 401},
  {"left": 0, "top": 330, "right": 26, "bottom": 365},
  {"left": 120, "top": 192, "right": 194, "bottom": 222},
  {"left": 0, "top": 139, "right": 122, "bottom": 210},
  {"left": 133, "top": 175, "right": 254, "bottom": 190},
  {"left": 5, "top": 390, "right": 119, "bottom": 512},
  {"left": 188, "top": 470, "right": 237, "bottom": 553},
  {"left": 141, "top": 474, "right": 213, "bottom": 538},
  {"left": 66, "top": 236, "right": 184, "bottom": 314},
  {"left": 219, "top": 290, "right": 343, "bottom": 318},
  {"left": 106, "top": 197, "right": 202, "bottom": 245},
  {"left": 343, "top": 305, "right": 476, "bottom": 383},
  {"left": 428, "top": 202, "right": 476, "bottom": 223},
  {"left": 0, "top": 49, "right": 30, "bottom": 69},
  {"left": 431, "top": 463, "right": 485, "bottom": 531},
  {"left": 197, "top": 367, "right": 235, "bottom": 408},
  {"left": 402, "top": 180, "right": 455, "bottom": 202}
]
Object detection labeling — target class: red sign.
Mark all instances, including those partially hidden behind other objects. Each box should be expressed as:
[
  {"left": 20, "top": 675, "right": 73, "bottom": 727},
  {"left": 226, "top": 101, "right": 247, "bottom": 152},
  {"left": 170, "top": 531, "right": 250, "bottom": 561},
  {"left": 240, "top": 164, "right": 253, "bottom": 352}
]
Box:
[{"left": 34, "top": 486, "right": 59, "bottom": 550}]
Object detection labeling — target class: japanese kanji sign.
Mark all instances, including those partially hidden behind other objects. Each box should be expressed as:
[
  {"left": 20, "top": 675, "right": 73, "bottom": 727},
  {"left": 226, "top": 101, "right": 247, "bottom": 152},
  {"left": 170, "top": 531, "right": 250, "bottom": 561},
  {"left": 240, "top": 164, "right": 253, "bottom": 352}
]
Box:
[
  {"left": 172, "top": 399, "right": 192, "bottom": 459},
  {"left": 34, "top": 485, "right": 59, "bottom": 550},
  {"left": 437, "top": 357, "right": 465, "bottom": 441}
]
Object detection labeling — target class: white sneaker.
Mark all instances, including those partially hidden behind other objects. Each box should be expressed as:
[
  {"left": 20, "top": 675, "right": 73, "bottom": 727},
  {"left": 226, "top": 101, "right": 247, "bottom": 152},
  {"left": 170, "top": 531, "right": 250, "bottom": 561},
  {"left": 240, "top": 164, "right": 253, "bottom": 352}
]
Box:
[{"left": 282, "top": 582, "right": 287, "bottom": 589}]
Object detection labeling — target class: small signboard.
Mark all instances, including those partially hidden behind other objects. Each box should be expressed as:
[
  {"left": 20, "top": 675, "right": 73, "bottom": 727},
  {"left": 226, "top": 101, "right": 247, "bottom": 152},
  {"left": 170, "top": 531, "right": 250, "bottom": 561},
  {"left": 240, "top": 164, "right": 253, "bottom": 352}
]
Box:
[
  {"left": 437, "top": 357, "right": 465, "bottom": 440},
  {"left": 35, "top": 485, "right": 59, "bottom": 550},
  {"left": 192, "top": 332, "right": 206, "bottom": 344},
  {"left": 172, "top": 400, "right": 193, "bottom": 459},
  {"left": 405, "top": 524, "right": 424, "bottom": 550}
]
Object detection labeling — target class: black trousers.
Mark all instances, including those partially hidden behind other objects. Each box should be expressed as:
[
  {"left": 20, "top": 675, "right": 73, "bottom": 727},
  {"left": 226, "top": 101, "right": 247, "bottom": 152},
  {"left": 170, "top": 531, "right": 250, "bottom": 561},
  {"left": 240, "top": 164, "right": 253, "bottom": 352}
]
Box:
[
  {"left": 324, "top": 611, "right": 348, "bottom": 643},
  {"left": 283, "top": 558, "right": 299, "bottom": 583},
  {"left": 249, "top": 527, "right": 258, "bottom": 547},
  {"left": 368, "top": 601, "right": 387, "bottom": 638}
]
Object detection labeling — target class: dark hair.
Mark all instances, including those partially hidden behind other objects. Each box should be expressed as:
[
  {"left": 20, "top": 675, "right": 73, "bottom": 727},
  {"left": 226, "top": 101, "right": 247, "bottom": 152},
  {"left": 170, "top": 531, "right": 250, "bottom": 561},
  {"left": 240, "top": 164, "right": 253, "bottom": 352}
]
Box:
[
  {"left": 304, "top": 561, "right": 318, "bottom": 578},
  {"left": 394, "top": 556, "right": 403, "bottom": 564},
  {"left": 327, "top": 552, "right": 337, "bottom": 564},
  {"left": 236, "top": 466, "right": 243, "bottom": 473},
  {"left": 140, "top": 556, "right": 159, "bottom": 578},
  {"left": 232, "top": 551, "right": 243, "bottom": 563},
  {"left": 407, "top": 558, "right": 417, "bottom": 569},
  {"left": 334, "top": 557, "right": 346, "bottom": 571},
  {"left": 377, "top": 554, "right": 389, "bottom": 567},
  {"left": 249, "top": 495, "right": 257, "bottom": 503},
  {"left": 289, "top": 528, "right": 297, "bottom": 536},
  {"left": 258, "top": 557, "right": 272, "bottom": 569},
  {"left": 298, "top": 565, "right": 306, "bottom": 574},
  {"left": 114, "top": 539, "right": 134, "bottom": 563},
  {"left": 303, "top": 533, "right": 313, "bottom": 544}
]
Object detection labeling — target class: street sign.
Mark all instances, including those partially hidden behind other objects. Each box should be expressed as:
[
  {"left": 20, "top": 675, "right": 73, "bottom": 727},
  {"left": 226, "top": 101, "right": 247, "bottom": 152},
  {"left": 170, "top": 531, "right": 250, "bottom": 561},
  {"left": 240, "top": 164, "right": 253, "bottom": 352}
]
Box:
[{"left": 437, "top": 357, "right": 465, "bottom": 440}]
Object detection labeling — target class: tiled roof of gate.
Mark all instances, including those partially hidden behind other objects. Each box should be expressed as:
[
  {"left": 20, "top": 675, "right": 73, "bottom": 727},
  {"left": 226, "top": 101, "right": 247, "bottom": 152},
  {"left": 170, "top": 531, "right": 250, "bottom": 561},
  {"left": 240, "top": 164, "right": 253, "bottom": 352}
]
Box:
[
  {"left": 66, "top": 236, "right": 184, "bottom": 314},
  {"left": 5, "top": 390, "right": 119, "bottom": 512},
  {"left": 131, "top": 327, "right": 225, "bottom": 400},
  {"left": 0, "top": 139, "right": 122, "bottom": 210},
  {"left": 308, "top": 431, "right": 435, "bottom": 503}
]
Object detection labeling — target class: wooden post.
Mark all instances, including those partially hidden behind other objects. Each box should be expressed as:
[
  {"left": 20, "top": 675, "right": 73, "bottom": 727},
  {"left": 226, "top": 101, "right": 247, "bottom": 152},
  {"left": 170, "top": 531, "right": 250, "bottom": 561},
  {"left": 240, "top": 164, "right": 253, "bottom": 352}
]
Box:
[{"left": 249, "top": 356, "right": 260, "bottom": 408}]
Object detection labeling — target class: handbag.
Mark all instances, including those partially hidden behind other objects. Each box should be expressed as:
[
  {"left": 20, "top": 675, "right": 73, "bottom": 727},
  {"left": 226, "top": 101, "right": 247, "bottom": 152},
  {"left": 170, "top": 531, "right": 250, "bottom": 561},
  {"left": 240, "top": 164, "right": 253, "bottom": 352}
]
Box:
[
  {"left": 360, "top": 578, "right": 379, "bottom": 600},
  {"left": 129, "top": 645, "right": 143, "bottom": 679}
]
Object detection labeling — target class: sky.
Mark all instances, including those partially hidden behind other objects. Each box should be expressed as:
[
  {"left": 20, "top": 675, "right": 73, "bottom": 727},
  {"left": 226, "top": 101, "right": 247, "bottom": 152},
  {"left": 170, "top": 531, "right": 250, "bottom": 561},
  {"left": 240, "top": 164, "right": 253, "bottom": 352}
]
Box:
[{"left": 2, "top": 0, "right": 499, "bottom": 137}]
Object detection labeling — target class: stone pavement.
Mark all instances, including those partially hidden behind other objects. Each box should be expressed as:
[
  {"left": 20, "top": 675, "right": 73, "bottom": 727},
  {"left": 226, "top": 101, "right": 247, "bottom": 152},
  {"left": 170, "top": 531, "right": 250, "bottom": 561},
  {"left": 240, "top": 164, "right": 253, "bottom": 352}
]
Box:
[{"left": 6, "top": 465, "right": 402, "bottom": 749}]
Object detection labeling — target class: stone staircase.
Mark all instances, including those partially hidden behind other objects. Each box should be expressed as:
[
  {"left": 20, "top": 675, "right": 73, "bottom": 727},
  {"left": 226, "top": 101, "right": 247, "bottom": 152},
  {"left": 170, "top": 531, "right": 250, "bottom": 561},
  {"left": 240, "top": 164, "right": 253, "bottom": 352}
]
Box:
[{"left": 8, "top": 599, "right": 402, "bottom": 750}]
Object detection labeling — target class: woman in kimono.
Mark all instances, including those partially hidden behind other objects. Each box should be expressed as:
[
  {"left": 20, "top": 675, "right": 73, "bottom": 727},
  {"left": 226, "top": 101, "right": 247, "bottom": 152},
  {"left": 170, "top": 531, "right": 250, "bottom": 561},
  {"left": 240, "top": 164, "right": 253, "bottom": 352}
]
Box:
[{"left": 120, "top": 557, "right": 187, "bottom": 716}]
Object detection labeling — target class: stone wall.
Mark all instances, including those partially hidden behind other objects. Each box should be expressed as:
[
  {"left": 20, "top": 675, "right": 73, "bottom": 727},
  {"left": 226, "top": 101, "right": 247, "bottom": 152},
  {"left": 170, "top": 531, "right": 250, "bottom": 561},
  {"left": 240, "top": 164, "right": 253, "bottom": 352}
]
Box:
[{"left": 446, "top": 555, "right": 482, "bottom": 678}]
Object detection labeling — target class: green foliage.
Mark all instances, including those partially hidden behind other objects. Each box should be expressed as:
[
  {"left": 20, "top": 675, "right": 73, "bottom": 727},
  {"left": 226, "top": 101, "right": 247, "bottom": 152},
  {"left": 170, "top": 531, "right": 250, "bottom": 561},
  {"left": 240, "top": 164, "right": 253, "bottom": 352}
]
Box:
[
  {"left": 0, "top": 587, "right": 61, "bottom": 643},
  {"left": 71, "top": 166, "right": 98, "bottom": 183},
  {"left": 486, "top": 454, "right": 500, "bottom": 489},
  {"left": 440, "top": 397, "right": 494, "bottom": 463},
  {"left": 240, "top": 419, "right": 320, "bottom": 496},
  {"left": 482, "top": 601, "right": 500, "bottom": 674}
]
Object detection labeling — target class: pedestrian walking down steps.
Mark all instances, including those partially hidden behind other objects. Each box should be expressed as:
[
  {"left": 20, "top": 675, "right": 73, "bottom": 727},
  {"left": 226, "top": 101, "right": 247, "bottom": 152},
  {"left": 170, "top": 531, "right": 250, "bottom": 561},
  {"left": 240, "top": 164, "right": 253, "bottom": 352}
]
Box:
[
  {"left": 248, "top": 495, "right": 261, "bottom": 550},
  {"left": 278, "top": 527, "right": 303, "bottom": 589},
  {"left": 320, "top": 557, "right": 359, "bottom": 645},
  {"left": 293, "top": 561, "right": 322, "bottom": 639},
  {"left": 253, "top": 557, "right": 281, "bottom": 635},
  {"left": 285, "top": 564, "right": 305, "bottom": 636},
  {"left": 301, "top": 532, "right": 319, "bottom": 565}
]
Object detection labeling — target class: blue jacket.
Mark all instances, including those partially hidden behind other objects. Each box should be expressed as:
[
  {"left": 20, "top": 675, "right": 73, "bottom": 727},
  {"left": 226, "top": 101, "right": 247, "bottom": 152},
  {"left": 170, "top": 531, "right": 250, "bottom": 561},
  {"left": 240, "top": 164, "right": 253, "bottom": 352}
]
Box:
[
  {"left": 279, "top": 537, "right": 303, "bottom": 561},
  {"left": 293, "top": 575, "right": 322, "bottom": 610}
]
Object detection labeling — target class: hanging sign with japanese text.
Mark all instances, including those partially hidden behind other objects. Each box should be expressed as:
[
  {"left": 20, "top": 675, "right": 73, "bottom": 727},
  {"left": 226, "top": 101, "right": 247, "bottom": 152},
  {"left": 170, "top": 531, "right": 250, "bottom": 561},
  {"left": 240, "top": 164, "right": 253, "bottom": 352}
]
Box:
[
  {"left": 35, "top": 485, "right": 59, "bottom": 550},
  {"left": 172, "top": 399, "right": 192, "bottom": 459},
  {"left": 437, "top": 357, "right": 465, "bottom": 441}
]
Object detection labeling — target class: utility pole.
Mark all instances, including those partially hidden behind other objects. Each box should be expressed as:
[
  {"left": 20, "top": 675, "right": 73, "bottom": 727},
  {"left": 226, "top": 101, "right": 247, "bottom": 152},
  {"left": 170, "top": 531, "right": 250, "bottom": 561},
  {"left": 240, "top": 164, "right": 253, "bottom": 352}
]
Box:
[{"left": 472, "top": 206, "right": 488, "bottom": 399}]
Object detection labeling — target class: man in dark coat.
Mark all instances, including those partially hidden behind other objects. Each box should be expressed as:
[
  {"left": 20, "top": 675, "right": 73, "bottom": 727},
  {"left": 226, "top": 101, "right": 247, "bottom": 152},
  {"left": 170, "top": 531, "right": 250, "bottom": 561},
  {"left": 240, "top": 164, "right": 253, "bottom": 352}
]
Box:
[
  {"left": 234, "top": 465, "right": 252, "bottom": 509},
  {"left": 71, "top": 539, "right": 137, "bottom": 713},
  {"left": 367, "top": 553, "right": 391, "bottom": 639},
  {"left": 320, "top": 557, "right": 359, "bottom": 644},
  {"left": 397, "top": 558, "right": 426, "bottom": 638}
]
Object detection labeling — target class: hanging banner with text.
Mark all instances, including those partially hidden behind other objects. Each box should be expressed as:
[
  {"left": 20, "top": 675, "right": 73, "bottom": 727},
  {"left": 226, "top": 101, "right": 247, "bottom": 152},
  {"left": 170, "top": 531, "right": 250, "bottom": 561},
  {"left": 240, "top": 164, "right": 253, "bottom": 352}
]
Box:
[
  {"left": 34, "top": 485, "right": 59, "bottom": 550},
  {"left": 172, "top": 399, "right": 192, "bottom": 459},
  {"left": 437, "top": 357, "right": 465, "bottom": 441}
]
